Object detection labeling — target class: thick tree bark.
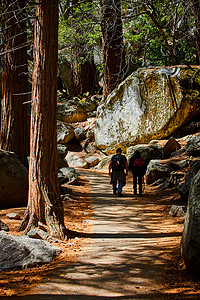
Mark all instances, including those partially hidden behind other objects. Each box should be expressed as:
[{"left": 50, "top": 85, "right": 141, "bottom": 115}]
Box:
[
  {"left": 193, "top": 0, "right": 200, "bottom": 64},
  {"left": 72, "top": 51, "right": 100, "bottom": 96},
  {"left": 101, "top": 0, "right": 126, "bottom": 99},
  {"left": 19, "top": 0, "right": 68, "bottom": 239},
  {"left": 1, "top": 0, "right": 29, "bottom": 167}
]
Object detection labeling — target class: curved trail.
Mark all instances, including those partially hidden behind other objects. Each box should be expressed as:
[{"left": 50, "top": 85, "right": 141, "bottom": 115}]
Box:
[{"left": 23, "top": 170, "right": 183, "bottom": 299}]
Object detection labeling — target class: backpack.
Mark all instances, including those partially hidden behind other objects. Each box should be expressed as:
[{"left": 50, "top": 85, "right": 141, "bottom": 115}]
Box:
[
  {"left": 133, "top": 158, "right": 147, "bottom": 175},
  {"left": 133, "top": 158, "right": 145, "bottom": 168},
  {"left": 112, "top": 154, "right": 125, "bottom": 171}
]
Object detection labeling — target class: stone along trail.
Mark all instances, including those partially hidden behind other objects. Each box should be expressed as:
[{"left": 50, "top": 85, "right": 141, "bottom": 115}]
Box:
[{"left": 23, "top": 170, "right": 183, "bottom": 299}]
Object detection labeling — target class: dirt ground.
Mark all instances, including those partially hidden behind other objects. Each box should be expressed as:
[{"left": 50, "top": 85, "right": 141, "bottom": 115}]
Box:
[
  {"left": 0, "top": 172, "right": 200, "bottom": 298},
  {"left": 0, "top": 175, "right": 92, "bottom": 297}
]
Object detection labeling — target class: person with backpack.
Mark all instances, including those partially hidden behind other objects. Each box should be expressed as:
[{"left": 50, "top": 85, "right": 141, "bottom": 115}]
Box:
[
  {"left": 109, "top": 148, "right": 128, "bottom": 196},
  {"left": 129, "top": 150, "right": 147, "bottom": 196}
]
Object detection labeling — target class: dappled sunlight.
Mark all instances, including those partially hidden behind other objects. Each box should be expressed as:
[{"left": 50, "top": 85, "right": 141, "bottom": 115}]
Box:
[{"left": 20, "top": 170, "right": 189, "bottom": 298}]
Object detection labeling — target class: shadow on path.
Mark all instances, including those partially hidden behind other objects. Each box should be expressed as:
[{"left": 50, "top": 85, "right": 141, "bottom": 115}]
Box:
[
  {"left": 3, "top": 292, "right": 200, "bottom": 299},
  {"left": 19, "top": 170, "right": 186, "bottom": 299}
]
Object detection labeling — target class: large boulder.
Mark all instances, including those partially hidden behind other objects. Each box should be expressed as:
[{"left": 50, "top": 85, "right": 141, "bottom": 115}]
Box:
[
  {"left": 127, "top": 143, "right": 163, "bottom": 164},
  {"left": 79, "top": 97, "right": 97, "bottom": 114},
  {"left": 65, "top": 152, "right": 89, "bottom": 169},
  {"left": 74, "top": 127, "right": 85, "bottom": 141},
  {"left": 146, "top": 160, "right": 173, "bottom": 184},
  {"left": 0, "top": 231, "right": 62, "bottom": 271},
  {"left": 181, "top": 169, "right": 200, "bottom": 275},
  {"left": 57, "top": 100, "right": 88, "bottom": 123},
  {"left": 163, "top": 137, "right": 181, "bottom": 158},
  {"left": 0, "top": 150, "right": 28, "bottom": 208},
  {"left": 183, "top": 133, "right": 200, "bottom": 157},
  {"left": 57, "top": 144, "right": 68, "bottom": 169},
  {"left": 58, "top": 167, "right": 78, "bottom": 185},
  {"left": 177, "top": 160, "right": 200, "bottom": 202},
  {"left": 145, "top": 157, "right": 186, "bottom": 184},
  {"left": 94, "top": 66, "right": 200, "bottom": 154},
  {"left": 85, "top": 156, "right": 100, "bottom": 168},
  {"left": 95, "top": 155, "right": 112, "bottom": 171},
  {"left": 0, "top": 220, "right": 9, "bottom": 231},
  {"left": 57, "top": 122, "right": 74, "bottom": 144}
]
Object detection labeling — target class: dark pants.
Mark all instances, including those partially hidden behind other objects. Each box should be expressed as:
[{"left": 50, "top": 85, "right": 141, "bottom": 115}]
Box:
[
  {"left": 112, "top": 180, "right": 125, "bottom": 193},
  {"left": 111, "top": 170, "right": 126, "bottom": 193},
  {"left": 133, "top": 173, "right": 143, "bottom": 195}
]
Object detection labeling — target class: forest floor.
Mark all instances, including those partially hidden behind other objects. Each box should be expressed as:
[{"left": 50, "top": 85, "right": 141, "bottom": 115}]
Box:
[{"left": 0, "top": 170, "right": 200, "bottom": 299}]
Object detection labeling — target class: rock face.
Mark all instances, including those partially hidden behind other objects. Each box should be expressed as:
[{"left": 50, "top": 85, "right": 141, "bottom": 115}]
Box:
[
  {"left": 181, "top": 170, "right": 200, "bottom": 275},
  {"left": 57, "top": 122, "right": 74, "bottom": 144},
  {"left": 127, "top": 143, "right": 163, "bottom": 164},
  {"left": 146, "top": 160, "right": 173, "bottom": 184},
  {"left": 95, "top": 66, "right": 200, "bottom": 154},
  {"left": 74, "top": 127, "right": 85, "bottom": 141},
  {"left": 0, "top": 220, "right": 9, "bottom": 231},
  {"left": 169, "top": 205, "right": 186, "bottom": 218},
  {"left": 0, "top": 150, "right": 28, "bottom": 208},
  {"left": 57, "top": 144, "right": 68, "bottom": 169},
  {"left": 163, "top": 137, "right": 181, "bottom": 158},
  {"left": 95, "top": 156, "right": 112, "bottom": 171},
  {"left": 178, "top": 160, "right": 200, "bottom": 202},
  {"left": 0, "top": 231, "right": 62, "bottom": 271},
  {"left": 57, "top": 101, "right": 88, "bottom": 123},
  {"left": 58, "top": 167, "right": 78, "bottom": 184},
  {"left": 65, "top": 152, "right": 89, "bottom": 169},
  {"left": 183, "top": 133, "right": 200, "bottom": 156}
]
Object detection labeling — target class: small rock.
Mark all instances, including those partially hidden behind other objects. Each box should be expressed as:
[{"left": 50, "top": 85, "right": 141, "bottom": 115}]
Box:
[
  {"left": 0, "top": 220, "right": 9, "bottom": 231},
  {"left": 82, "top": 220, "right": 95, "bottom": 224},
  {"left": 57, "top": 122, "right": 74, "bottom": 144},
  {"left": 67, "top": 242, "right": 74, "bottom": 246},
  {"left": 6, "top": 213, "right": 21, "bottom": 220},
  {"left": 59, "top": 167, "right": 78, "bottom": 184},
  {"left": 0, "top": 231, "right": 62, "bottom": 271},
  {"left": 169, "top": 205, "right": 186, "bottom": 217},
  {"left": 86, "top": 130, "right": 94, "bottom": 140},
  {"left": 27, "top": 229, "right": 60, "bottom": 243},
  {"left": 38, "top": 222, "right": 47, "bottom": 232},
  {"left": 74, "top": 127, "right": 85, "bottom": 141},
  {"left": 163, "top": 137, "right": 181, "bottom": 158},
  {"left": 150, "top": 178, "right": 167, "bottom": 186},
  {"left": 85, "top": 156, "right": 100, "bottom": 168}
]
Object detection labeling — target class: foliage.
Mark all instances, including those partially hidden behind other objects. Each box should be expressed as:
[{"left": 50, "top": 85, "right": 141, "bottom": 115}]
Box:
[
  {"left": 0, "top": 0, "right": 199, "bottom": 84},
  {"left": 58, "top": 0, "right": 198, "bottom": 80},
  {"left": 58, "top": 0, "right": 102, "bottom": 71},
  {"left": 122, "top": 0, "right": 197, "bottom": 68}
]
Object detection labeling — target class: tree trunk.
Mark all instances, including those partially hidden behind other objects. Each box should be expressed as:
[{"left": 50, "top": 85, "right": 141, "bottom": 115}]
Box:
[
  {"left": 72, "top": 53, "right": 100, "bottom": 97},
  {"left": 71, "top": 0, "right": 100, "bottom": 97},
  {"left": 142, "top": 4, "right": 179, "bottom": 65},
  {"left": 193, "top": 0, "right": 200, "bottom": 64},
  {"left": 1, "top": 0, "right": 29, "bottom": 167},
  {"left": 101, "top": 0, "right": 126, "bottom": 99},
  {"left": 19, "top": 0, "right": 68, "bottom": 240}
]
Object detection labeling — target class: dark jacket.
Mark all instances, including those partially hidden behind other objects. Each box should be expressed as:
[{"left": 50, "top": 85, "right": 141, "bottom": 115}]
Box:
[{"left": 129, "top": 151, "right": 146, "bottom": 176}]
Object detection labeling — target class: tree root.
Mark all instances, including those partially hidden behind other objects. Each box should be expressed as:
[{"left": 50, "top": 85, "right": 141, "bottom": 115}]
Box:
[
  {"left": 17, "top": 209, "right": 29, "bottom": 232},
  {"left": 17, "top": 209, "right": 38, "bottom": 234}
]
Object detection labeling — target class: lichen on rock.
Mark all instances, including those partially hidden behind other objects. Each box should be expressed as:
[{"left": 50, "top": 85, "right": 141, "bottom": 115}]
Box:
[{"left": 94, "top": 66, "right": 200, "bottom": 154}]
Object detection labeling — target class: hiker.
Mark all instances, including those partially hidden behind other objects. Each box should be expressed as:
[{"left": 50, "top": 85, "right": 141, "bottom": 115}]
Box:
[
  {"left": 109, "top": 148, "right": 128, "bottom": 196},
  {"left": 129, "top": 150, "right": 147, "bottom": 196}
]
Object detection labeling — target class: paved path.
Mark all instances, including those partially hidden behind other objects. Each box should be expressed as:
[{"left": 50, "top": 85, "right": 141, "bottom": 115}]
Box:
[{"left": 22, "top": 170, "right": 183, "bottom": 299}]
